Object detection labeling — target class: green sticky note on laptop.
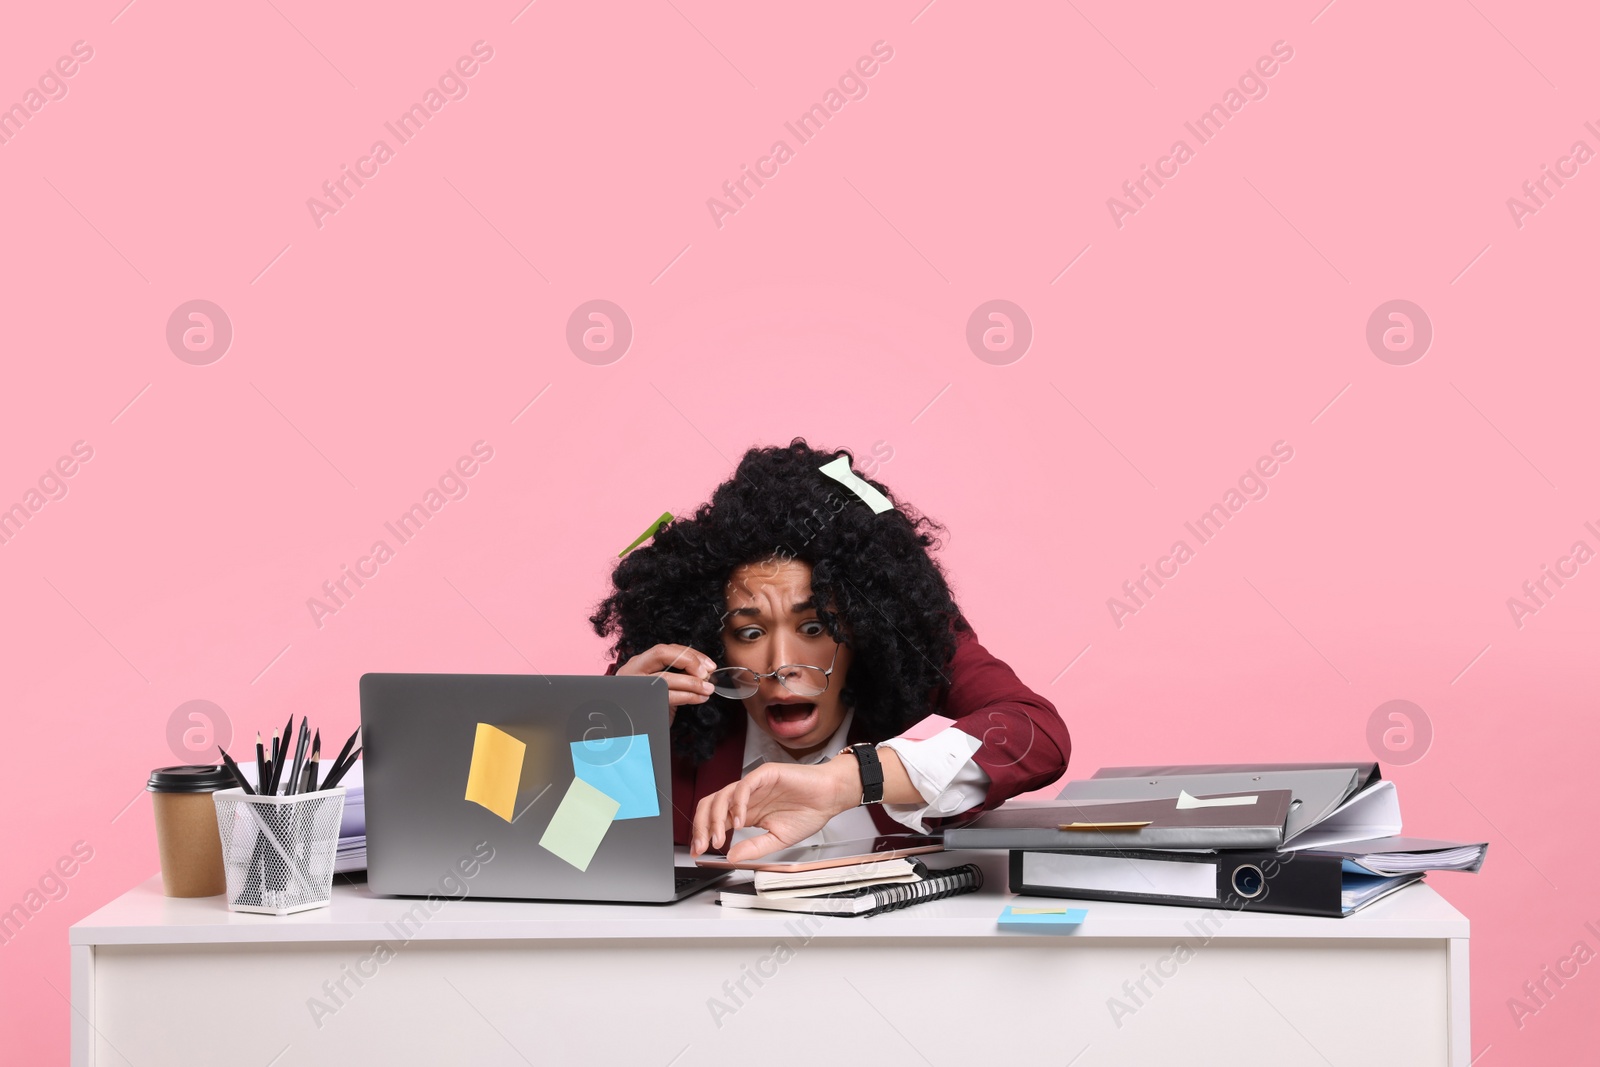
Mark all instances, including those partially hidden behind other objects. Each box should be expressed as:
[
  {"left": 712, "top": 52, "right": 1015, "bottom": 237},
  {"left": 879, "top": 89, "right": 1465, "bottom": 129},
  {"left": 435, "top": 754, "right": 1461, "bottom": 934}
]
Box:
[{"left": 539, "top": 778, "right": 621, "bottom": 871}]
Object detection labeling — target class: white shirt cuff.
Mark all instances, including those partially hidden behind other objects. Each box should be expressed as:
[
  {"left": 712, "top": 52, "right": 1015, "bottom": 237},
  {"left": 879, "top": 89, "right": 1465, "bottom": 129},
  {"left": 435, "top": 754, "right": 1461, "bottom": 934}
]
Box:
[{"left": 877, "top": 727, "right": 990, "bottom": 833}]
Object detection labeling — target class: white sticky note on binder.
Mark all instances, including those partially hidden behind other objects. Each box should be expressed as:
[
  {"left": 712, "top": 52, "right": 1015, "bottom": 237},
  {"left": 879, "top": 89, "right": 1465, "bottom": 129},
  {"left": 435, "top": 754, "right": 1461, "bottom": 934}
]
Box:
[
  {"left": 818, "top": 456, "right": 894, "bottom": 514},
  {"left": 1175, "top": 790, "right": 1258, "bottom": 809}
]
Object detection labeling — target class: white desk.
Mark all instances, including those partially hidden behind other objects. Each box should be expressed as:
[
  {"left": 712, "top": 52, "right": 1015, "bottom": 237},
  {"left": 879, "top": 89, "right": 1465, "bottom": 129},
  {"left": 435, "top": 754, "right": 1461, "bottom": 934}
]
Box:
[{"left": 71, "top": 852, "right": 1470, "bottom": 1066}]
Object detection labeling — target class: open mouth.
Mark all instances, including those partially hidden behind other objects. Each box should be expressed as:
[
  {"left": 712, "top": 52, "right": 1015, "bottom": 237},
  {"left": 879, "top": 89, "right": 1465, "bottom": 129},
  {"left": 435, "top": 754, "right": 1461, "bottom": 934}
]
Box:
[{"left": 763, "top": 701, "right": 818, "bottom": 739}]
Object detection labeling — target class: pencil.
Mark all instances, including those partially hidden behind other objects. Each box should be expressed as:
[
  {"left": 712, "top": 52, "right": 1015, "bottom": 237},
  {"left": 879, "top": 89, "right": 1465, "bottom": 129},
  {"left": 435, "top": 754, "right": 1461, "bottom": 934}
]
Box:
[
  {"left": 286, "top": 718, "right": 310, "bottom": 796},
  {"left": 255, "top": 732, "right": 267, "bottom": 795},
  {"left": 267, "top": 729, "right": 280, "bottom": 795},
  {"left": 327, "top": 726, "right": 360, "bottom": 784},
  {"left": 325, "top": 739, "right": 358, "bottom": 786},
  {"left": 301, "top": 738, "right": 320, "bottom": 794},
  {"left": 270, "top": 713, "right": 294, "bottom": 794},
  {"left": 278, "top": 720, "right": 294, "bottom": 796},
  {"left": 218, "top": 745, "right": 255, "bottom": 795},
  {"left": 322, "top": 747, "right": 360, "bottom": 789}
]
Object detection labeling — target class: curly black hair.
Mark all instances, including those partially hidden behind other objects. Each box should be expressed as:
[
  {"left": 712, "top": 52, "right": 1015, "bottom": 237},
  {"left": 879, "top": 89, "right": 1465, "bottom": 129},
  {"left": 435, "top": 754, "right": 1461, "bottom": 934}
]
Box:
[{"left": 590, "top": 437, "right": 971, "bottom": 764}]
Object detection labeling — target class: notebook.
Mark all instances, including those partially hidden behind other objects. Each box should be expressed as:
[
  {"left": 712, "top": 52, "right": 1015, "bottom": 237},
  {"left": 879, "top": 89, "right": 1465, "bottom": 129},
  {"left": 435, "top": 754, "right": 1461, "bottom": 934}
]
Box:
[
  {"left": 753, "top": 859, "right": 923, "bottom": 899},
  {"left": 718, "top": 863, "right": 984, "bottom": 916},
  {"left": 753, "top": 858, "right": 918, "bottom": 892}
]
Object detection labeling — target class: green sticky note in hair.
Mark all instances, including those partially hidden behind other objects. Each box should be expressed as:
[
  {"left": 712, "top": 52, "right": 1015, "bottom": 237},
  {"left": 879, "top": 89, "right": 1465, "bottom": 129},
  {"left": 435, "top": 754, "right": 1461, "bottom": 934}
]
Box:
[
  {"left": 818, "top": 456, "right": 892, "bottom": 513},
  {"left": 619, "top": 512, "right": 673, "bottom": 557}
]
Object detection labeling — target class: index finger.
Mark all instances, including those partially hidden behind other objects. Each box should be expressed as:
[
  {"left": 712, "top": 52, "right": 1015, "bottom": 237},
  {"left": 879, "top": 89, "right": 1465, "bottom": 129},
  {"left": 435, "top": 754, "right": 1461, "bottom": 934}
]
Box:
[{"left": 690, "top": 788, "right": 725, "bottom": 856}]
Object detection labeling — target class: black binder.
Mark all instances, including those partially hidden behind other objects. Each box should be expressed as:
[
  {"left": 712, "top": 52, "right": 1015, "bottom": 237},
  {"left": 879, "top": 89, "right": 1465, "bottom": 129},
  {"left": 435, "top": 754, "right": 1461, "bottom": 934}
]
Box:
[{"left": 1009, "top": 846, "right": 1427, "bottom": 918}]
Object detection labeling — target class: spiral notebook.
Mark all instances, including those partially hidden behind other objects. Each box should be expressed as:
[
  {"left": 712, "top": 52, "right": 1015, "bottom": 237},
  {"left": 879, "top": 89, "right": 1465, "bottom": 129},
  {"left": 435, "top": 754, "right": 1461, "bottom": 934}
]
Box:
[{"left": 717, "top": 863, "right": 984, "bottom": 916}]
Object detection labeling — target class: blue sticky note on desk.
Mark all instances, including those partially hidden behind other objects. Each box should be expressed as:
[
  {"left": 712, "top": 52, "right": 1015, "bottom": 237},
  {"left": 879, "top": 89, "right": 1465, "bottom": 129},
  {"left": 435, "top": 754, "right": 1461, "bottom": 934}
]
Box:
[
  {"left": 570, "top": 734, "right": 660, "bottom": 821},
  {"left": 999, "top": 905, "right": 1087, "bottom": 926}
]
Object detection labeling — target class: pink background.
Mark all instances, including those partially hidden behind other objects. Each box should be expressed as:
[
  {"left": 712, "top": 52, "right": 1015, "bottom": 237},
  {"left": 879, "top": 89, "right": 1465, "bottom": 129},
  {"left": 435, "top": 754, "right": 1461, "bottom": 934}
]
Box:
[{"left": 2, "top": 0, "right": 1596, "bottom": 1061}]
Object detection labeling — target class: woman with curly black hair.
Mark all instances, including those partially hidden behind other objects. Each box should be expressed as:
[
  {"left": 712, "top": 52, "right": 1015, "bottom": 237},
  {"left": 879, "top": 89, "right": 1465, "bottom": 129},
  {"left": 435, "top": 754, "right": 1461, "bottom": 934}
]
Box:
[{"left": 592, "top": 437, "right": 1070, "bottom": 861}]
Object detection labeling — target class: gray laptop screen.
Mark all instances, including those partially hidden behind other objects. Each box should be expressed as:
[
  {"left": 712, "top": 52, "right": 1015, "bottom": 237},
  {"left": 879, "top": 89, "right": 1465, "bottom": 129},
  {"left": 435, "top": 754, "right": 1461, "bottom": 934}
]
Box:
[{"left": 360, "top": 673, "right": 677, "bottom": 903}]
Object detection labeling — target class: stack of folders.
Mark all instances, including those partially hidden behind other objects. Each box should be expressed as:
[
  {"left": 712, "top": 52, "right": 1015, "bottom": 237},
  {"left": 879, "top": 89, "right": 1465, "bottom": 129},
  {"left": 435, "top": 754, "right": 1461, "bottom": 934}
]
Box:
[
  {"left": 942, "top": 762, "right": 1488, "bottom": 918},
  {"left": 718, "top": 858, "right": 983, "bottom": 917}
]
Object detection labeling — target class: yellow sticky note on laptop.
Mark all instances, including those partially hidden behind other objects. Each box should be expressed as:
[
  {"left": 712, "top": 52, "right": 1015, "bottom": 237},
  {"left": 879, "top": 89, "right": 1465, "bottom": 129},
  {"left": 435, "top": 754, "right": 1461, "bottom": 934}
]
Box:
[
  {"left": 539, "top": 778, "right": 621, "bottom": 871},
  {"left": 465, "top": 723, "right": 526, "bottom": 822}
]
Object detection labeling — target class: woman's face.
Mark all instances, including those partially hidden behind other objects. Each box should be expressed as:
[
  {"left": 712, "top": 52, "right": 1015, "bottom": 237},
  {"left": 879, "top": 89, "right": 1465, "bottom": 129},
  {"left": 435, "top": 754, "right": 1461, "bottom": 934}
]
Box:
[{"left": 720, "top": 557, "right": 852, "bottom": 759}]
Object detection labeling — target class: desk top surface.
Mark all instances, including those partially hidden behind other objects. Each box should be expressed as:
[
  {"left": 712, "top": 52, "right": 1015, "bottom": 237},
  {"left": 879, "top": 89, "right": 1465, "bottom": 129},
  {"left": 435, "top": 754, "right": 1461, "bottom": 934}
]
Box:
[{"left": 73, "top": 851, "right": 1469, "bottom": 947}]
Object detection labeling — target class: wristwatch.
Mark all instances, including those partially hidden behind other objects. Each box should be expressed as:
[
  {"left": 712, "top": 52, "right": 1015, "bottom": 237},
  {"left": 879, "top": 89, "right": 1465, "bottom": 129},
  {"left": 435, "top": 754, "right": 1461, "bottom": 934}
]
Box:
[{"left": 841, "top": 742, "right": 885, "bottom": 805}]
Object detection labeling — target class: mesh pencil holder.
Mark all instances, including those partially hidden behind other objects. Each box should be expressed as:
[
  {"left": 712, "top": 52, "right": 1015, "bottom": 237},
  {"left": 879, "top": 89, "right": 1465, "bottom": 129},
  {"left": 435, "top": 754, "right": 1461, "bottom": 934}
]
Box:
[{"left": 213, "top": 787, "right": 346, "bottom": 915}]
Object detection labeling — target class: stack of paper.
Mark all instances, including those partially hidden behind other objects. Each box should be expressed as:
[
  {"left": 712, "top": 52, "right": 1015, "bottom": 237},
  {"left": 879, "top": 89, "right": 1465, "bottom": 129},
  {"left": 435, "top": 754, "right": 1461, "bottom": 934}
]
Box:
[
  {"left": 1341, "top": 873, "right": 1415, "bottom": 912},
  {"left": 331, "top": 761, "right": 365, "bottom": 872},
  {"left": 1336, "top": 837, "right": 1488, "bottom": 876},
  {"left": 335, "top": 836, "right": 367, "bottom": 874}
]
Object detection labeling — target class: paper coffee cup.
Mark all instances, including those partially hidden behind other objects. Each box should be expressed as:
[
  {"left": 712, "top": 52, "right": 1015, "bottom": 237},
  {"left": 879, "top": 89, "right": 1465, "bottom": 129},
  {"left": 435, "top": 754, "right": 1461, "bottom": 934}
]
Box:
[{"left": 148, "top": 765, "right": 232, "bottom": 897}]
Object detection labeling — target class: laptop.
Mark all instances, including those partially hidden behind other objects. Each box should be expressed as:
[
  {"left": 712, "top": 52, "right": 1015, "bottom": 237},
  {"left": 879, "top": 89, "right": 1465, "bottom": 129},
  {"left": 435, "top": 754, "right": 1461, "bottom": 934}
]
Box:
[{"left": 359, "top": 673, "right": 727, "bottom": 903}]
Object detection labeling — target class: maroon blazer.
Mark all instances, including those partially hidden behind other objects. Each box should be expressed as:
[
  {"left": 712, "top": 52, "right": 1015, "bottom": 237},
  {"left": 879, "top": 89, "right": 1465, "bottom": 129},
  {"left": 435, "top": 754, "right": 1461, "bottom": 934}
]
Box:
[{"left": 606, "top": 622, "right": 1072, "bottom": 846}]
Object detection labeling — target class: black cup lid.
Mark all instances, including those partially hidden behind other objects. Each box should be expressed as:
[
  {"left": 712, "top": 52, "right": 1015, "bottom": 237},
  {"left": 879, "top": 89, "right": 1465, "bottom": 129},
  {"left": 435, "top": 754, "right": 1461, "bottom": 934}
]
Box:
[{"left": 147, "top": 764, "right": 235, "bottom": 793}]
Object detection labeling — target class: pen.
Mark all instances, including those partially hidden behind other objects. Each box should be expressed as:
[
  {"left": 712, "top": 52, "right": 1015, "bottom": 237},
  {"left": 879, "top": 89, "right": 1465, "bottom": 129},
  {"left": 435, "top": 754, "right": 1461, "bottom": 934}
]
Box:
[
  {"left": 255, "top": 732, "right": 267, "bottom": 795},
  {"left": 218, "top": 745, "right": 256, "bottom": 795}
]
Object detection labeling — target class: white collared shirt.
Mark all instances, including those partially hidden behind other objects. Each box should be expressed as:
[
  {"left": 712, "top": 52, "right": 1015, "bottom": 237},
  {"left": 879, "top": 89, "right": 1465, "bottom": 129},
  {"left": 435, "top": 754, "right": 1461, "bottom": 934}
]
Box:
[{"left": 728, "top": 709, "right": 991, "bottom": 851}]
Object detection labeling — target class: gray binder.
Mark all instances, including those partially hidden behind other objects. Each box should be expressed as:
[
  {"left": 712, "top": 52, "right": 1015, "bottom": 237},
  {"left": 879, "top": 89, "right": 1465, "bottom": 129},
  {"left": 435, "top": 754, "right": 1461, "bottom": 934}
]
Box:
[
  {"left": 1061, "top": 762, "right": 1381, "bottom": 847},
  {"left": 941, "top": 788, "right": 1295, "bottom": 850}
]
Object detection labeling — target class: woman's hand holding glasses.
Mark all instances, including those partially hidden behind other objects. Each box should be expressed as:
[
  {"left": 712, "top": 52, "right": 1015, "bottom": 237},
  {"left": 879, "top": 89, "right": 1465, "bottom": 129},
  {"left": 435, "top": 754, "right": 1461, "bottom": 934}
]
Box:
[{"left": 615, "top": 644, "right": 718, "bottom": 724}]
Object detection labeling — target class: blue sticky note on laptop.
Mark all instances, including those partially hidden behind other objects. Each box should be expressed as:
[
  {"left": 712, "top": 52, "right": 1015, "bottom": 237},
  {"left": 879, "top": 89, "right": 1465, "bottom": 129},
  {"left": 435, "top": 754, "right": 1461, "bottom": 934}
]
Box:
[
  {"left": 570, "top": 734, "right": 660, "bottom": 821},
  {"left": 999, "top": 905, "right": 1087, "bottom": 926}
]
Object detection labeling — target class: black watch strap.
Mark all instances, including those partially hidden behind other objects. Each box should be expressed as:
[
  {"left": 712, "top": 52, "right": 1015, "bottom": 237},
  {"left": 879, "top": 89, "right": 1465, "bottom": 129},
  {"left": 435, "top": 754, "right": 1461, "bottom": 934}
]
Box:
[{"left": 845, "top": 743, "right": 885, "bottom": 805}]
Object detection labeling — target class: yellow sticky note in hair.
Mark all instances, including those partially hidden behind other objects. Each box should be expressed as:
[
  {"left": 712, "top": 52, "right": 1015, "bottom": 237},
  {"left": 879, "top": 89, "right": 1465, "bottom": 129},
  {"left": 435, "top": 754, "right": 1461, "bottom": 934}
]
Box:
[{"left": 465, "top": 723, "right": 526, "bottom": 822}]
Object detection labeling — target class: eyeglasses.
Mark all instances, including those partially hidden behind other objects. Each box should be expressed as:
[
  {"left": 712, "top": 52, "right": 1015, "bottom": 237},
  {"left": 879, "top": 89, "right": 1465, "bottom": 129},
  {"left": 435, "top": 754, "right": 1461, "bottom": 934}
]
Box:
[{"left": 706, "top": 643, "right": 841, "bottom": 700}]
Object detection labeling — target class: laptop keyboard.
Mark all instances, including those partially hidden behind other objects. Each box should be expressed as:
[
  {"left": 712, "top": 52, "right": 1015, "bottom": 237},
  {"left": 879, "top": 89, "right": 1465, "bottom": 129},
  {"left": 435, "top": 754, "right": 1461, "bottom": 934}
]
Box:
[{"left": 674, "top": 869, "right": 727, "bottom": 896}]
